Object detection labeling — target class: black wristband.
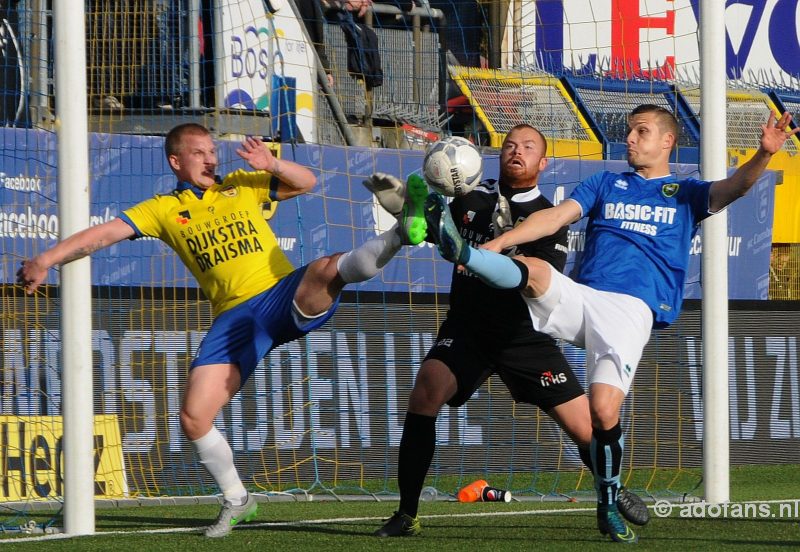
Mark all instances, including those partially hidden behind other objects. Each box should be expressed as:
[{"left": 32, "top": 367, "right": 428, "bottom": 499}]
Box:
[{"left": 511, "top": 258, "right": 529, "bottom": 291}]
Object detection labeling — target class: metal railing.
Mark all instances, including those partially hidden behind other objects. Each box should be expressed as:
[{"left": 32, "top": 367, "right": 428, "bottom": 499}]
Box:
[{"left": 319, "top": 3, "right": 447, "bottom": 144}]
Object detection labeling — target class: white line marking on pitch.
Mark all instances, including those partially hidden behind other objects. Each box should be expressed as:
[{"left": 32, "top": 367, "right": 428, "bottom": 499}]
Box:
[
  {"left": 3, "top": 498, "right": 798, "bottom": 544},
  {"left": 0, "top": 505, "right": 594, "bottom": 543}
]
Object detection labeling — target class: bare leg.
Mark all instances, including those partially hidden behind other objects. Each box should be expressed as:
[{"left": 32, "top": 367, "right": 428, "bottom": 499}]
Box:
[{"left": 181, "top": 364, "right": 246, "bottom": 503}]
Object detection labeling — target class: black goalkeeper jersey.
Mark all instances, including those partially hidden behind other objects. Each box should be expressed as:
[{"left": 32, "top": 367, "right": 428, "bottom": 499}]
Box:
[{"left": 446, "top": 178, "right": 568, "bottom": 338}]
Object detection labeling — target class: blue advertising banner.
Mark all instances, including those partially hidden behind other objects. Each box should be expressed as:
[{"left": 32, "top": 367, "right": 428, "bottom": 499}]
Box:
[{"left": 0, "top": 128, "right": 775, "bottom": 298}]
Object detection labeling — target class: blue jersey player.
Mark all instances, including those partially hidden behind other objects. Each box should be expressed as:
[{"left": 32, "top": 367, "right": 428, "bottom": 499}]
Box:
[{"left": 424, "top": 105, "right": 799, "bottom": 544}]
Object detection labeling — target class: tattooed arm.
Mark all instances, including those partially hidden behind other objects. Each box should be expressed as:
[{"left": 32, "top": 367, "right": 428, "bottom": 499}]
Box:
[{"left": 17, "top": 218, "right": 135, "bottom": 294}]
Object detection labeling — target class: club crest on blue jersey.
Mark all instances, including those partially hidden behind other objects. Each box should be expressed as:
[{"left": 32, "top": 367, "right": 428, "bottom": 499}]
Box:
[{"left": 661, "top": 183, "right": 679, "bottom": 197}]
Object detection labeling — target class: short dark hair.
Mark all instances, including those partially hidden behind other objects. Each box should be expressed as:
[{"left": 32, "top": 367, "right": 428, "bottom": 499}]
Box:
[
  {"left": 505, "top": 124, "right": 548, "bottom": 154},
  {"left": 164, "top": 123, "right": 211, "bottom": 157},
  {"left": 630, "top": 104, "right": 680, "bottom": 146}
]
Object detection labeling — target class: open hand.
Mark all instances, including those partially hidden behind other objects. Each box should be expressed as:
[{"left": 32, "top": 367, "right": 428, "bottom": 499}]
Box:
[
  {"left": 236, "top": 136, "right": 278, "bottom": 172},
  {"left": 761, "top": 112, "right": 800, "bottom": 155},
  {"left": 344, "top": 0, "right": 372, "bottom": 17}
]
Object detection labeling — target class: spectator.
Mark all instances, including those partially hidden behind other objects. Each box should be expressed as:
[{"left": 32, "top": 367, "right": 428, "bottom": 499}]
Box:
[
  {"left": 331, "top": 2, "right": 384, "bottom": 89},
  {"left": 297, "top": 0, "right": 336, "bottom": 87}
]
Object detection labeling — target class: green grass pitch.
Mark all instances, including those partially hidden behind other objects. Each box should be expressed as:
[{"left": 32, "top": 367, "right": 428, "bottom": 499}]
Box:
[{"left": 3, "top": 465, "right": 799, "bottom": 550}]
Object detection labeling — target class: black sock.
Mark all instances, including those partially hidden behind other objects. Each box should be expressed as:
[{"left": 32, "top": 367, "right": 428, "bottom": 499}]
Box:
[
  {"left": 397, "top": 412, "right": 436, "bottom": 518},
  {"left": 578, "top": 446, "right": 592, "bottom": 471},
  {"left": 591, "top": 424, "right": 623, "bottom": 506}
]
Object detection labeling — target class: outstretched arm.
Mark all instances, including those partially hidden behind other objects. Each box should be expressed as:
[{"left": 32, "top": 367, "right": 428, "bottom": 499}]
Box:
[
  {"left": 236, "top": 137, "right": 316, "bottom": 199},
  {"left": 482, "top": 199, "right": 582, "bottom": 252},
  {"left": 709, "top": 112, "right": 799, "bottom": 212},
  {"left": 17, "top": 217, "right": 135, "bottom": 294}
]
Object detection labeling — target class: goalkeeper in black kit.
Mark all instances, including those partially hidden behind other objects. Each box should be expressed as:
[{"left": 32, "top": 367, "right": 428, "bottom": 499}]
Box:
[{"left": 372, "top": 125, "right": 650, "bottom": 537}]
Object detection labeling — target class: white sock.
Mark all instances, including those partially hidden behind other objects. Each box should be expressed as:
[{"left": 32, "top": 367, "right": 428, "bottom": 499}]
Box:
[
  {"left": 336, "top": 225, "right": 403, "bottom": 283},
  {"left": 192, "top": 427, "right": 247, "bottom": 505}
]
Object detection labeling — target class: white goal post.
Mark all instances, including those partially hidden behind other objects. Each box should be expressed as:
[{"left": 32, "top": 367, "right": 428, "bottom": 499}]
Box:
[{"left": 54, "top": 0, "right": 95, "bottom": 536}]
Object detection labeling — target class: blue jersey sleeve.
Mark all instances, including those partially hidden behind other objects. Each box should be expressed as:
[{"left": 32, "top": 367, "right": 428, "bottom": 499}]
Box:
[
  {"left": 569, "top": 171, "right": 609, "bottom": 218},
  {"left": 681, "top": 177, "right": 713, "bottom": 224}
]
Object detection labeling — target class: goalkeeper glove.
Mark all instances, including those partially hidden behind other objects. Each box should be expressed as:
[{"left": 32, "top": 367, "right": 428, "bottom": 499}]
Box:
[
  {"left": 492, "top": 195, "right": 514, "bottom": 239},
  {"left": 492, "top": 195, "right": 518, "bottom": 256}
]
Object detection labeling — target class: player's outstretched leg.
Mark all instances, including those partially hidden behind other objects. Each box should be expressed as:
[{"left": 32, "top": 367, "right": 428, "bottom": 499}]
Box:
[
  {"left": 617, "top": 487, "right": 650, "bottom": 526},
  {"left": 205, "top": 492, "right": 258, "bottom": 537},
  {"left": 375, "top": 511, "right": 422, "bottom": 537},
  {"left": 424, "top": 192, "right": 470, "bottom": 265},
  {"left": 363, "top": 172, "right": 428, "bottom": 245}
]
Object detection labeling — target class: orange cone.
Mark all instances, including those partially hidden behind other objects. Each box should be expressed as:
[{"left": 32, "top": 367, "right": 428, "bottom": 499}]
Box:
[{"left": 457, "top": 479, "right": 488, "bottom": 503}]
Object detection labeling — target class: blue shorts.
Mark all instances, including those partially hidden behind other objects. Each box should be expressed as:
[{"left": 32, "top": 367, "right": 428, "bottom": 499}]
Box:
[{"left": 190, "top": 266, "right": 340, "bottom": 384}]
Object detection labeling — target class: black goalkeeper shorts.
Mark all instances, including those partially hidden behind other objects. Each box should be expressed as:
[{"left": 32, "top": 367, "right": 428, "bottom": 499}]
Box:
[{"left": 424, "top": 317, "right": 585, "bottom": 411}]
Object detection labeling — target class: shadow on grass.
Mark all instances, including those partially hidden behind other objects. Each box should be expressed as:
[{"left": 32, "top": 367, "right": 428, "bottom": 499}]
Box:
[
  {"left": 96, "top": 513, "right": 208, "bottom": 529},
  {"left": 230, "top": 517, "right": 605, "bottom": 544}
]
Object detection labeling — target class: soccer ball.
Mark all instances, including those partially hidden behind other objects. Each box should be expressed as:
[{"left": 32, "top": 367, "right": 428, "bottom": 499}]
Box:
[{"left": 422, "top": 136, "right": 483, "bottom": 197}]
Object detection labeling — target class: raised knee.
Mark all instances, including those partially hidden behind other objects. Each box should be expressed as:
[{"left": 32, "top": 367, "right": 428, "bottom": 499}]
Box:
[
  {"left": 294, "top": 255, "right": 342, "bottom": 315},
  {"left": 515, "top": 256, "right": 551, "bottom": 297},
  {"left": 528, "top": 257, "right": 551, "bottom": 283},
  {"left": 589, "top": 402, "right": 620, "bottom": 429},
  {"left": 307, "top": 254, "right": 341, "bottom": 284}
]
